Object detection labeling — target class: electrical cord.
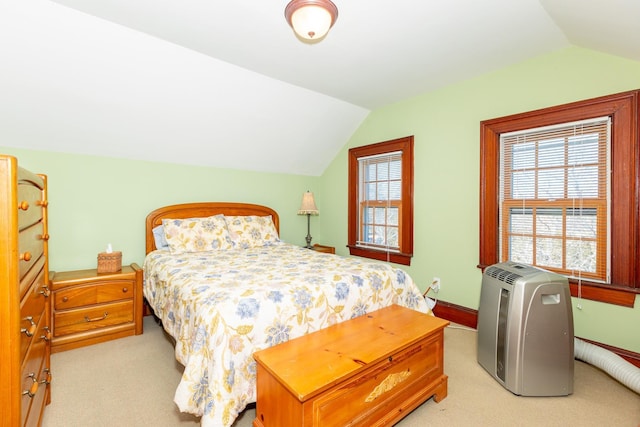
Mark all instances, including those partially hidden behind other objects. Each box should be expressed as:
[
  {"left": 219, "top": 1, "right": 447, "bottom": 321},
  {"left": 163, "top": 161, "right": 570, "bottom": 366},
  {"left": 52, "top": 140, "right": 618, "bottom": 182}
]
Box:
[{"left": 422, "top": 279, "right": 439, "bottom": 310}]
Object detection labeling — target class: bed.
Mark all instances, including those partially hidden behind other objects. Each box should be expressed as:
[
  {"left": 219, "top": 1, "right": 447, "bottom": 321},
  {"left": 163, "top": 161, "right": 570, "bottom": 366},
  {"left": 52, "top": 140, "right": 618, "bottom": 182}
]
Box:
[{"left": 143, "top": 202, "right": 430, "bottom": 427}]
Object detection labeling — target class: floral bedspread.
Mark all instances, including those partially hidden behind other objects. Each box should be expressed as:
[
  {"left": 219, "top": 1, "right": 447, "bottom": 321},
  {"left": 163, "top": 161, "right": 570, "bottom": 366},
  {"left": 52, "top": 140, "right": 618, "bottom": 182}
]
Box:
[{"left": 143, "top": 242, "right": 429, "bottom": 427}]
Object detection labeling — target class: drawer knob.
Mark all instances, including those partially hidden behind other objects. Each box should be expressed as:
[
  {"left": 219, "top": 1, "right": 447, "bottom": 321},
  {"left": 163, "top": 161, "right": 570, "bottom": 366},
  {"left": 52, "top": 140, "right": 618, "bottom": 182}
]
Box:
[
  {"left": 62, "top": 296, "right": 69, "bottom": 303},
  {"left": 41, "top": 368, "right": 52, "bottom": 386},
  {"left": 40, "top": 233, "right": 50, "bottom": 241},
  {"left": 21, "top": 316, "right": 37, "bottom": 337},
  {"left": 41, "top": 327, "right": 51, "bottom": 342},
  {"left": 22, "top": 373, "right": 39, "bottom": 398},
  {"left": 84, "top": 312, "right": 109, "bottom": 323},
  {"left": 20, "top": 251, "right": 32, "bottom": 262},
  {"left": 39, "top": 286, "right": 50, "bottom": 298},
  {"left": 19, "top": 201, "right": 29, "bottom": 211},
  {"left": 122, "top": 287, "right": 128, "bottom": 293}
]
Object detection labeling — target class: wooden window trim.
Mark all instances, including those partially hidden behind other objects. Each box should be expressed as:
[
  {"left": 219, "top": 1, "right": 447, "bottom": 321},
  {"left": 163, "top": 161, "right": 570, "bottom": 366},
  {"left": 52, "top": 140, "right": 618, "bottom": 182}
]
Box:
[
  {"left": 480, "top": 90, "right": 640, "bottom": 307},
  {"left": 348, "top": 136, "right": 414, "bottom": 266}
]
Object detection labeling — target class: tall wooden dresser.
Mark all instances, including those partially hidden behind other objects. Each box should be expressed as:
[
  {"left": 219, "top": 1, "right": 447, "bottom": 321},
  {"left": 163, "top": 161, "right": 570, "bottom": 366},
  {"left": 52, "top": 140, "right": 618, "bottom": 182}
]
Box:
[{"left": 0, "top": 155, "right": 52, "bottom": 427}]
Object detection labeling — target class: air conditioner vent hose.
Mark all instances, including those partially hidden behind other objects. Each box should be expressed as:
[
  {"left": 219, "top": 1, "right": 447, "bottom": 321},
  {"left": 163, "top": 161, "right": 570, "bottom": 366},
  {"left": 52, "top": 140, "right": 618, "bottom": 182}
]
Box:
[{"left": 574, "top": 338, "right": 640, "bottom": 395}]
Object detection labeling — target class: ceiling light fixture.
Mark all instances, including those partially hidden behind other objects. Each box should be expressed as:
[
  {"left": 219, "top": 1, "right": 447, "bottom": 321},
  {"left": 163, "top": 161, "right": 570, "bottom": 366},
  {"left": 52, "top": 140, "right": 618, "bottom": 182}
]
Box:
[{"left": 285, "top": 0, "right": 338, "bottom": 41}]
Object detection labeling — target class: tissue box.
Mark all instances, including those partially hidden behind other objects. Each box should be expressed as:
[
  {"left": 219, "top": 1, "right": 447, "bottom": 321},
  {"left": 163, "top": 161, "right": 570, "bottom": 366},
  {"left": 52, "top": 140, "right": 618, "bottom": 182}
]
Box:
[{"left": 97, "top": 251, "right": 122, "bottom": 273}]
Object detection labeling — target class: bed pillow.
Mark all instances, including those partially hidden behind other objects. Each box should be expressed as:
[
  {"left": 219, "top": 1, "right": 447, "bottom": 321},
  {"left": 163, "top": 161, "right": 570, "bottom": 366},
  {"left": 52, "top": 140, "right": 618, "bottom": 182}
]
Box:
[
  {"left": 225, "top": 215, "right": 280, "bottom": 249},
  {"left": 152, "top": 225, "right": 169, "bottom": 250},
  {"left": 162, "top": 215, "right": 233, "bottom": 253}
]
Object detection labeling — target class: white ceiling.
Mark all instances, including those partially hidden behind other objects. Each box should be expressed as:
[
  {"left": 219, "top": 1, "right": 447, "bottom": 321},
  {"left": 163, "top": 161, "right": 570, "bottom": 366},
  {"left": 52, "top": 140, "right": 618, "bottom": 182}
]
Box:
[{"left": 1, "top": 1, "right": 638, "bottom": 175}]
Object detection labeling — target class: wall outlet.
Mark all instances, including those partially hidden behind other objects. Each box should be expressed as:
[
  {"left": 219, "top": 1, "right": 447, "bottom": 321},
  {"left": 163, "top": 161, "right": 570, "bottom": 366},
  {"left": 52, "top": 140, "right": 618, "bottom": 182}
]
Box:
[{"left": 431, "top": 277, "right": 441, "bottom": 293}]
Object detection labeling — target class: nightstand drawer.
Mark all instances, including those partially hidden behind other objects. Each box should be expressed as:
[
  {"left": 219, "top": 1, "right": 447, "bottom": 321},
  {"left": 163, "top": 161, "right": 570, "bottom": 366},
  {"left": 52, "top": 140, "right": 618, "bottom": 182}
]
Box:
[
  {"left": 312, "top": 244, "right": 335, "bottom": 254},
  {"left": 54, "top": 280, "right": 133, "bottom": 310},
  {"left": 53, "top": 300, "right": 134, "bottom": 337}
]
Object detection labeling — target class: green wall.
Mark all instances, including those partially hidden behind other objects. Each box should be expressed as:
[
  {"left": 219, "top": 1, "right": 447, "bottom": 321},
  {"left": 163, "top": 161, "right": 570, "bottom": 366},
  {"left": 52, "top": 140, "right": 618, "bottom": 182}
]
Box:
[
  {"left": 3, "top": 46, "right": 639, "bottom": 354},
  {"left": 318, "top": 46, "right": 640, "bottom": 353},
  {"left": 1, "top": 148, "right": 319, "bottom": 271}
]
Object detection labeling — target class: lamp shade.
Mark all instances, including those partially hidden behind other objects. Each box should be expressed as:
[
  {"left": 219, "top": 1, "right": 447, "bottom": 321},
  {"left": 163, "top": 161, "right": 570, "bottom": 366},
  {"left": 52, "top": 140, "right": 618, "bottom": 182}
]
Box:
[
  {"left": 285, "top": 0, "right": 338, "bottom": 40},
  {"left": 298, "top": 191, "right": 319, "bottom": 215}
]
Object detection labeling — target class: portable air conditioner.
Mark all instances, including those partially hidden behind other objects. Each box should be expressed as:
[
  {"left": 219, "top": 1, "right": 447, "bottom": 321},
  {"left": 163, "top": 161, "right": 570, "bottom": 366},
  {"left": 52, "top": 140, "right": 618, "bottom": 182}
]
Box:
[{"left": 477, "top": 261, "right": 574, "bottom": 396}]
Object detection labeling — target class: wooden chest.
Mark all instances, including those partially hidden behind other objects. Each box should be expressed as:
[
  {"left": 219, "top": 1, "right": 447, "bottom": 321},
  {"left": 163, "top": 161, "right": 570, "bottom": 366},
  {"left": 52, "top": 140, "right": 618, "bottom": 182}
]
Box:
[{"left": 253, "top": 304, "right": 449, "bottom": 427}]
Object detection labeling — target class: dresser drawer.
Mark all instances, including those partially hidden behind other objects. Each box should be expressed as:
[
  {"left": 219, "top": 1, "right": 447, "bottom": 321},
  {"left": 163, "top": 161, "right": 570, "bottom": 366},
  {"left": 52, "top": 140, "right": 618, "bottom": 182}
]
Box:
[
  {"left": 17, "top": 182, "right": 44, "bottom": 230},
  {"left": 312, "top": 333, "right": 444, "bottom": 426},
  {"left": 19, "top": 268, "right": 48, "bottom": 362},
  {"left": 54, "top": 280, "right": 134, "bottom": 310},
  {"left": 53, "top": 300, "right": 134, "bottom": 337},
  {"left": 18, "top": 221, "right": 45, "bottom": 283},
  {"left": 19, "top": 256, "right": 46, "bottom": 301},
  {"left": 20, "top": 313, "right": 49, "bottom": 427}
]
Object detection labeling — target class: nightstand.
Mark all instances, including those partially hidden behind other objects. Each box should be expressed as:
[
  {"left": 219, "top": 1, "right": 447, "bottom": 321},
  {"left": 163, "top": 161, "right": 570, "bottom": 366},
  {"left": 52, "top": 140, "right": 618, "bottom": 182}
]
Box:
[
  {"left": 49, "top": 263, "right": 143, "bottom": 353},
  {"left": 312, "top": 244, "right": 335, "bottom": 254}
]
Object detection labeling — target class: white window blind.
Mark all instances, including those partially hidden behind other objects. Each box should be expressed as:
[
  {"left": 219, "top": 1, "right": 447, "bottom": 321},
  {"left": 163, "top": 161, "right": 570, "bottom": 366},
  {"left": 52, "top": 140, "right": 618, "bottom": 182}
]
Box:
[
  {"left": 499, "top": 117, "right": 610, "bottom": 282},
  {"left": 357, "top": 151, "right": 402, "bottom": 251}
]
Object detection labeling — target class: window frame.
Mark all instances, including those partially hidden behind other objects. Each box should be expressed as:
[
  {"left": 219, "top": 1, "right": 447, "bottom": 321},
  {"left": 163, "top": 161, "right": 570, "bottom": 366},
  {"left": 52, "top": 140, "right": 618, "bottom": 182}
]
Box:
[
  {"left": 348, "top": 136, "right": 414, "bottom": 266},
  {"left": 479, "top": 90, "right": 640, "bottom": 307}
]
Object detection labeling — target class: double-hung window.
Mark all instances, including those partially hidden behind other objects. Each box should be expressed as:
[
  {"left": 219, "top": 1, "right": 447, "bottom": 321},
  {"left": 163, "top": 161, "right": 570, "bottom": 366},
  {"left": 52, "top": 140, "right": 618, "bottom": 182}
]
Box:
[
  {"left": 480, "top": 90, "right": 640, "bottom": 307},
  {"left": 348, "top": 136, "right": 414, "bottom": 265}
]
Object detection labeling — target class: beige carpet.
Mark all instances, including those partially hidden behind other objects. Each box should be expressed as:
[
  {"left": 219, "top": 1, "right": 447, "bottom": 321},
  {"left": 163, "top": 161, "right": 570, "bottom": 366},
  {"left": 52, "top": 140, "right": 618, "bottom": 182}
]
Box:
[{"left": 42, "top": 316, "right": 639, "bottom": 427}]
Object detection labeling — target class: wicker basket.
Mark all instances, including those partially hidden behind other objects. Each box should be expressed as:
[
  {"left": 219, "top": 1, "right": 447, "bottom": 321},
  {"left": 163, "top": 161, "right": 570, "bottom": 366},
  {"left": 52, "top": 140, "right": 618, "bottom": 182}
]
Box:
[{"left": 97, "top": 251, "right": 122, "bottom": 273}]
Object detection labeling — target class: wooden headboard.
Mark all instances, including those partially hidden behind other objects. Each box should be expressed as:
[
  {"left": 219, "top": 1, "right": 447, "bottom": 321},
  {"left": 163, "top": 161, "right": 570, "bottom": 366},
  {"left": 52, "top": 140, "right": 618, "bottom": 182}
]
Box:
[{"left": 145, "top": 202, "right": 280, "bottom": 254}]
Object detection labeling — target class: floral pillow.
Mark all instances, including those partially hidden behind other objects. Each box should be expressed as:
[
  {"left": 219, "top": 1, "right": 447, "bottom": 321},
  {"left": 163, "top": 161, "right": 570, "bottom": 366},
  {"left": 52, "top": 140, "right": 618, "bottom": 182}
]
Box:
[
  {"left": 162, "top": 215, "right": 233, "bottom": 253},
  {"left": 225, "top": 215, "right": 280, "bottom": 249}
]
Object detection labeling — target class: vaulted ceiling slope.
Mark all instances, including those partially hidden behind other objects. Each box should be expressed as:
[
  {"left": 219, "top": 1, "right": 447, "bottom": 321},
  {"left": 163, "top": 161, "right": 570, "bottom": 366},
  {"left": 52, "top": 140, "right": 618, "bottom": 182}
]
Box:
[{"left": 1, "top": 1, "right": 638, "bottom": 176}]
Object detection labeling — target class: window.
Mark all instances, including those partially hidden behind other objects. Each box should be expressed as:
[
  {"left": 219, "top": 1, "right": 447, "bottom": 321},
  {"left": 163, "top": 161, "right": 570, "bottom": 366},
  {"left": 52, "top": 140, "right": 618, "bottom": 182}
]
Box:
[
  {"left": 480, "top": 90, "right": 640, "bottom": 307},
  {"left": 500, "top": 118, "right": 609, "bottom": 282},
  {"left": 348, "top": 136, "right": 414, "bottom": 265}
]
